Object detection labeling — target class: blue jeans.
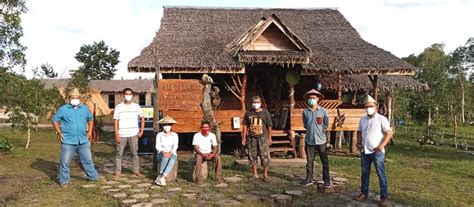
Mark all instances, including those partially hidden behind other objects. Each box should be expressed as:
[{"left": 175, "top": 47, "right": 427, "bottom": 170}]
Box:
[
  {"left": 156, "top": 153, "right": 177, "bottom": 176},
  {"left": 360, "top": 152, "right": 388, "bottom": 199},
  {"left": 59, "top": 142, "right": 98, "bottom": 184}
]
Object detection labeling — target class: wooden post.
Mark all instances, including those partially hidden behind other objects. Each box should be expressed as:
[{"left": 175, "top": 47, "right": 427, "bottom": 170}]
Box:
[
  {"left": 289, "top": 85, "right": 295, "bottom": 110},
  {"left": 240, "top": 74, "right": 247, "bottom": 110},
  {"left": 153, "top": 46, "right": 161, "bottom": 133},
  {"left": 387, "top": 90, "right": 393, "bottom": 123},
  {"left": 337, "top": 74, "right": 342, "bottom": 101},
  {"left": 289, "top": 84, "right": 295, "bottom": 128},
  {"left": 298, "top": 134, "right": 306, "bottom": 159},
  {"left": 368, "top": 75, "right": 378, "bottom": 101},
  {"left": 351, "top": 131, "right": 358, "bottom": 153}
]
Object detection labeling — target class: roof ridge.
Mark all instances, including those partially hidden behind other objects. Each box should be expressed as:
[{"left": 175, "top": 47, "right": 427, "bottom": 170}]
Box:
[{"left": 163, "top": 6, "right": 339, "bottom": 10}]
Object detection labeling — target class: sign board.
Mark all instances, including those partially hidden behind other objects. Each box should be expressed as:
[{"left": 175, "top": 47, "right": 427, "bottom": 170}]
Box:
[
  {"left": 158, "top": 79, "right": 203, "bottom": 111},
  {"left": 141, "top": 107, "right": 154, "bottom": 119}
]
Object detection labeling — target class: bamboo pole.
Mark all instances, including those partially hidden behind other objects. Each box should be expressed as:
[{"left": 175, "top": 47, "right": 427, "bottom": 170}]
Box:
[
  {"left": 337, "top": 74, "right": 342, "bottom": 101},
  {"left": 153, "top": 46, "right": 160, "bottom": 133}
]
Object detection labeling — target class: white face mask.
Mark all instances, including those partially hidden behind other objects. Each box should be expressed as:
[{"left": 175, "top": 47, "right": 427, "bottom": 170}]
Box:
[
  {"left": 252, "top": 103, "right": 261, "bottom": 110},
  {"left": 124, "top": 95, "right": 133, "bottom": 102},
  {"left": 163, "top": 125, "right": 172, "bottom": 132},
  {"left": 70, "top": 99, "right": 80, "bottom": 106},
  {"left": 366, "top": 107, "right": 376, "bottom": 115}
]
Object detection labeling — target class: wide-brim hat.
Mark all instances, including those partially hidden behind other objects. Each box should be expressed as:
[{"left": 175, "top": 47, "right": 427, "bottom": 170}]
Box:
[
  {"left": 364, "top": 95, "right": 377, "bottom": 105},
  {"left": 157, "top": 115, "right": 177, "bottom": 124},
  {"left": 68, "top": 88, "right": 81, "bottom": 97},
  {"left": 303, "top": 89, "right": 325, "bottom": 99}
]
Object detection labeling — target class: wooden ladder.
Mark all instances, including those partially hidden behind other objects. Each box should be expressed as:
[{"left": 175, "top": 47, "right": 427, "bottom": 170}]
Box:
[{"left": 270, "top": 130, "right": 296, "bottom": 158}]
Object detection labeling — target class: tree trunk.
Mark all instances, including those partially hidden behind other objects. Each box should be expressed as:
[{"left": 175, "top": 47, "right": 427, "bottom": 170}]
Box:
[
  {"left": 428, "top": 108, "right": 432, "bottom": 126},
  {"left": 201, "top": 75, "right": 221, "bottom": 154},
  {"left": 25, "top": 125, "right": 31, "bottom": 149},
  {"left": 460, "top": 77, "right": 465, "bottom": 123}
]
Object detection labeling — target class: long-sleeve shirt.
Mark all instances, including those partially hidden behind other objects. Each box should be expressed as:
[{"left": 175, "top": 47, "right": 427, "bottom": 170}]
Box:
[
  {"left": 302, "top": 106, "right": 329, "bottom": 145},
  {"left": 155, "top": 131, "right": 179, "bottom": 155}
]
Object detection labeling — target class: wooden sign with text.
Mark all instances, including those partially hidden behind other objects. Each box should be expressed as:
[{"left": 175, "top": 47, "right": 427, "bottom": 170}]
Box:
[{"left": 158, "top": 79, "right": 203, "bottom": 111}]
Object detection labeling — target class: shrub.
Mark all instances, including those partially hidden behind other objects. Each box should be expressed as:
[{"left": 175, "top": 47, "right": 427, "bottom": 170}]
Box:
[{"left": 0, "top": 135, "right": 15, "bottom": 153}]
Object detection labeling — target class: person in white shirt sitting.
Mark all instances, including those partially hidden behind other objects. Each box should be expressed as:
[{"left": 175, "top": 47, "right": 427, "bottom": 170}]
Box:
[
  {"left": 154, "top": 115, "right": 179, "bottom": 186},
  {"left": 192, "top": 120, "right": 223, "bottom": 185}
]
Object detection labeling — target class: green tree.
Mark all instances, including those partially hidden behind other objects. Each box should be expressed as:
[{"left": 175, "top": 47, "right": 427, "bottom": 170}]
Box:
[
  {"left": 74, "top": 40, "right": 120, "bottom": 80},
  {"left": 0, "top": 0, "right": 27, "bottom": 71},
  {"left": 32, "top": 62, "right": 58, "bottom": 78},
  {"left": 403, "top": 44, "right": 449, "bottom": 125},
  {"left": 0, "top": 70, "right": 63, "bottom": 149},
  {"left": 448, "top": 38, "right": 473, "bottom": 123}
]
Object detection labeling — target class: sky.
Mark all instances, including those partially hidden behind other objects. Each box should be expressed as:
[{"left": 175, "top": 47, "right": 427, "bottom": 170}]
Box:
[{"left": 21, "top": 0, "right": 474, "bottom": 79}]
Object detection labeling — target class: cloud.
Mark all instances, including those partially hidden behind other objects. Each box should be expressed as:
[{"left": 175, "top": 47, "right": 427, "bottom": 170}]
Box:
[{"left": 21, "top": 0, "right": 474, "bottom": 79}]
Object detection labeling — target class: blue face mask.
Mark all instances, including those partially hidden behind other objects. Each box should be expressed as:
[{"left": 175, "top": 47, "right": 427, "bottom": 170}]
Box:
[{"left": 308, "top": 99, "right": 317, "bottom": 106}]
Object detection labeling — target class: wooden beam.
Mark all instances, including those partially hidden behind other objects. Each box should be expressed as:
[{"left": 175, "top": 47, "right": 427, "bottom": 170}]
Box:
[{"left": 337, "top": 74, "right": 342, "bottom": 101}]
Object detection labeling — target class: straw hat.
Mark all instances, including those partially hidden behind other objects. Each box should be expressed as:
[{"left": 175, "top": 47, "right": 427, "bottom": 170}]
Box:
[
  {"left": 157, "top": 115, "right": 177, "bottom": 124},
  {"left": 303, "top": 89, "right": 325, "bottom": 99},
  {"left": 68, "top": 88, "right": 81, "bottom": 97},
  {"left": 364, "top": 95, "right": 377, "bottom": 105}
]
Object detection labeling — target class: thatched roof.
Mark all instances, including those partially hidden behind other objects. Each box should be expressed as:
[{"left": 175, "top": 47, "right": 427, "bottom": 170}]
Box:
[
  {"left": 128, "top": 7, "right": 416, "bottom": 75},
  {"left": 42, "top": 79, "right": 154, "bottom": 93},
  {"left": 321, "top": 75, "right": 428, "bottom": 92}
]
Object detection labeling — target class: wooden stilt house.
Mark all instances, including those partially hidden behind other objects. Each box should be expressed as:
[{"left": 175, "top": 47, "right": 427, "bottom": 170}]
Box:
[{"left": 128, "top": 7, "right": 421, "bottom": 156}]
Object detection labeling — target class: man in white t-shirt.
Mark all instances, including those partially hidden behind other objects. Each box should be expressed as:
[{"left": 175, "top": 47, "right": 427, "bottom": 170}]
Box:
[
  {"left": 113, "top": 88, "right": 145, "bottom": 179},
  {"left": 354, "top": 95, "right": 393, "bottom": 206},
  {"left": 192, "top": 120, "right": 223, "bottom": 185}
]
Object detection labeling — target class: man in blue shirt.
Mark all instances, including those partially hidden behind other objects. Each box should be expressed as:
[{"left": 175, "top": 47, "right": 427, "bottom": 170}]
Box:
[
  {"left": 301, "top": 89, "right": 330, "bottom": 187},
  {"left": 52, "top": 88, "right": 98, "bottom": 188}
]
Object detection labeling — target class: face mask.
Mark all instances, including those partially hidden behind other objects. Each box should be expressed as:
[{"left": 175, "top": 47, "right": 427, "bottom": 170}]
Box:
[
  {"left": 124, "top": 95, "right": 133, "bottom": 102},
  {"left": 308, "top": 99, "right": 318, "bottom": 106},
  {"left": 201, "top": 128, "right": 210, "bottom": 134},
  {"left": 70, "top": 99, "right": 80, "bottom": 106},
  {"left": 163, "top": 125, "right": 172, "bottom": 132},
  {"left": 366, "top": 107, "right": 376, "bottom": 115},
  {"left": 252, "top": 103, "right": 261, "bottom": 110}
]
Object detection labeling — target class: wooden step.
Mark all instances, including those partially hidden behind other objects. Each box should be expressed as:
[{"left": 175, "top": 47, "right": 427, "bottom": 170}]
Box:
[
  {"left": 270, "top": 147, "right": 295, "bottom": 153},
  {"left": 271, "top": 130, "right": 288, "bottom": 137},
  {"left": 271, "top": 140, "right": 292, "bottom": 145}
]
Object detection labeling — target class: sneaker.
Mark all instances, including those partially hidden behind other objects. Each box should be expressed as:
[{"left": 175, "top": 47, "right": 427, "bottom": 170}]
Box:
[
  {"left": 159, "top": 176, "right": 167, "bottom": 186},
  {"left": 154, "top": 177, "right": 161, "bottom": 185},
  {"left": 301, "top": 179, "right": 314, "bottom": 187},
  {"left": 60, "top": 183, "right": 69, "bottom": 189}
]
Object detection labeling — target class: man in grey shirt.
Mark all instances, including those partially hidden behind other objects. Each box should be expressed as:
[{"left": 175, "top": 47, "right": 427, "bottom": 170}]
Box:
[{"left": 301, "top": 89, "right": 330, "bottom": 187}]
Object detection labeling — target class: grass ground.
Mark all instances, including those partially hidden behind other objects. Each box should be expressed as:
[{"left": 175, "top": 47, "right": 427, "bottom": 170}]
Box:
[{"left": 0, "top": 126, "right": 473, "bottom": 206}]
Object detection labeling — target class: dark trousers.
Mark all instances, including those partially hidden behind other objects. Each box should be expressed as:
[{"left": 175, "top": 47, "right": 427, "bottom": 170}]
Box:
[{"left": 305, "top": 144, "right": 330, "bottom": 186}]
